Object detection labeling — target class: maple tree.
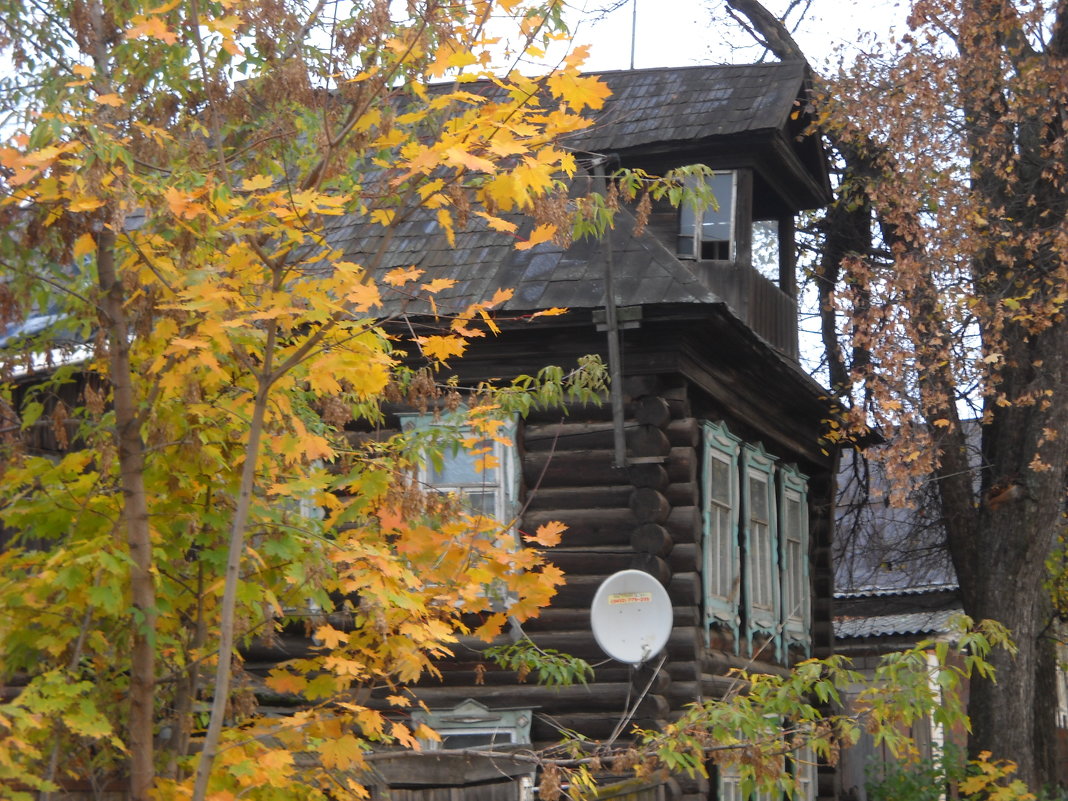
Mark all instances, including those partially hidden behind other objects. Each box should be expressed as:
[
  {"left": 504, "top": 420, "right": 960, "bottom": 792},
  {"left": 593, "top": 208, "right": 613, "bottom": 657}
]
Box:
[
  {"left": 0, "top": 1, "right": 615, "bottom": 798},
  {"left": 723, "top": 0, "right": 1068, "bottom": 788}
]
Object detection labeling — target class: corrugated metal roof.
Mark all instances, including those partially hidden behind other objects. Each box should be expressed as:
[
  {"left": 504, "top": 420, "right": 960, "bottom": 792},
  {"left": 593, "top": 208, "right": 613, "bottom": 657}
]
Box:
[
  {"left": 834, "top": 608, "right": 962, "bottom": 639},
  {"left": 835, "top": 583, "right": 959, "bottom": 599}
]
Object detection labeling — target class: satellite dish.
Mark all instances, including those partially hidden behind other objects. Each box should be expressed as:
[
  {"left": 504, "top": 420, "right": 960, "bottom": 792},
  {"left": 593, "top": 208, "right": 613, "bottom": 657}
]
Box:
[{"left": 590, "top": 569, "right": 672, "bottom": 665}]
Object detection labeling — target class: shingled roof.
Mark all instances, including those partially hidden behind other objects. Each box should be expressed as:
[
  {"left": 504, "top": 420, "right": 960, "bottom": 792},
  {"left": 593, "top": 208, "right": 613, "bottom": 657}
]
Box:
[
  {"left": 327, "top": 61, "right": 819, "bottom": 319},
  {"left": 568, "top": 61, "right": 810, "bottom": 155},
  {"left": 325, "top": 202, "right": 717, "bottom": 318}
]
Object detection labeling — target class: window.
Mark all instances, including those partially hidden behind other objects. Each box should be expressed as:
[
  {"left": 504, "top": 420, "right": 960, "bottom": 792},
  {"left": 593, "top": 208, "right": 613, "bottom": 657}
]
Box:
[
  {"left": 412, "top": 698, "right": 532, "bottom": 751},
  {"left": 401, "top": 410, "right": 518, "bottom": 527},
  {"left": 703, "top": 422, "right": 743, "bottom": 641},
  {"left": 716, "top": 734, "right": 815, "bottom": 801},
  {"left": 779, "top": 466, "right": 811, "bottom": 656},
  {"left": 701, "top": 422, "right": 811, "bottom": 662},
  {"left": 401, "top": 410, "right": 520, "bottom": 610},
  {"left": 792, "top": 742, "right": 818, "bottom": 801},
  {"left": 742, "top": 443, "right": 779, "bottom": 651},
  {"left": 679, "top": 171, "right": 736, "bottom": 260},
  {"left": 717, "top": 761, "right": 778, "bottom": 801}
]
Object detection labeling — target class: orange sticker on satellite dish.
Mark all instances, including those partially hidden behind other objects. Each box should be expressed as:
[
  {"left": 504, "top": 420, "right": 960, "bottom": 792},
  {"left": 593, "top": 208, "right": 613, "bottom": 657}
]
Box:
[{"left": 608, "top": 592, "right": 652, "bottom": 605}]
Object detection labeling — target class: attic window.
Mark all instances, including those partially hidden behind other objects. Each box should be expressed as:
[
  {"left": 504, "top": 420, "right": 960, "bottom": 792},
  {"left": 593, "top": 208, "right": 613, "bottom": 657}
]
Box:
[{"left": 678, "top": 171, "right": 736, "bottom": 261}]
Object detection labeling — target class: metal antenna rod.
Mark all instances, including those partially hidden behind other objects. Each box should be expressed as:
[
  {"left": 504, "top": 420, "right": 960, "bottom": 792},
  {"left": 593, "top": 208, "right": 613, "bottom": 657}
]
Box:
[{"left": 630, "top": 0, "right": 638, "bottom": 70}]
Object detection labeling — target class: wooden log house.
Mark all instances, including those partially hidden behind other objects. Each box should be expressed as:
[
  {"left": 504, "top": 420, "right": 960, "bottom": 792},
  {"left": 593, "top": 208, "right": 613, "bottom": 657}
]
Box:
[
  {"left": 325, "top": 62, "right": 837, "bottom": 801},
  {"left": 2, "top": 61, "right": 837, "bottom": 801}
]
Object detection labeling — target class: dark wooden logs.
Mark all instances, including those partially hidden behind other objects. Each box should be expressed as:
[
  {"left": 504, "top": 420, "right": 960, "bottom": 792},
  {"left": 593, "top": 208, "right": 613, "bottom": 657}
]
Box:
[
  {"left": 523, "top": 506, "right": 698, "bottom": 548},
  {"left": 630, "top": 523, "right": 672, "bottom": 556},
  {"left": 626, "top": 425, "right": 671, "bottom": 458},
  {"left": 523, "top": 419, "right": 698, "bottom": 452},
  {"left": 623, "top": 375, "right": 662, "bottom": 399},
  {"left": 544, "top": 545, "right": 698, "bottom": 577},
  {"left": 525, "top": 485, "right": 633, "bottom": 511},
  {"left": 629, "top": 553, "right": 671, "bottom": 586},
  {"left": 523, "top": 447, "right": 695, "bottom": 487},
  {"left": 635, "top": 396, "right": 671, "bottom": 428},
  {"left": 628, "top": 462, "right": 669, "bottom": 490},
  {"left": 702, "top": 650, "right": 790, "bottom": 678},
  {"left": 522, "top": 481, "right": 697, "bottom": 518},
  {"left": 404, "top": 683, "right": 667, "bottom": 716},
  {"left": 629, "top": 488, "right": 670, "bottom": 523},
  {"left": 665, "top": 418, "right": 700, "bottom": 448}
]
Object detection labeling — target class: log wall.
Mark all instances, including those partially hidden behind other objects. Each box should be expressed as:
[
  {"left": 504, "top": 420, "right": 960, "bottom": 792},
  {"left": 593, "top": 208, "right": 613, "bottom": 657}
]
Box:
[{"left": 376, "top": 376, "right": 711, "bottom": 801}]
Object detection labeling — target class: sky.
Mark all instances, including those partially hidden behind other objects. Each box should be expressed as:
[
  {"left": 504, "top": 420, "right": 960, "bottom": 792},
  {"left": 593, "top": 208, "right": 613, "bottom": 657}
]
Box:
[{"left": 561, "top": 0, "right": 909, "bottom": 72}]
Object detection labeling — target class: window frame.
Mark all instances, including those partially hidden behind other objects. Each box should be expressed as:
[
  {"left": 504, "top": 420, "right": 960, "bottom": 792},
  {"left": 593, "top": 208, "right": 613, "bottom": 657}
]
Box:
[
  {"left": 399, "top": 410, "right": 519, "bottom": 530},
  {"left": 678, "top": 171, "right": 737, "bottom": 261},
  {"left": 779, "top": 464, "right": 811, "bottom": 657},
  {"left": 741, "top": 442, "right": 779, "bottom": 656},
  {"left": 412, "top": 698, "right": 533, "bottom": 751},
  {"left": 702, "top": 421, "right": 743, "bottom": 649}
]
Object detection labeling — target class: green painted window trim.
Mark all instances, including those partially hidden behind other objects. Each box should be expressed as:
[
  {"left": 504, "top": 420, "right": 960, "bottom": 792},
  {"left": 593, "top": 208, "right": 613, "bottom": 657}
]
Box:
[
  {"left": 702, "top": 421, "right": 743, "bottom": 650},
  {"left": 741, "top": 441, "right": 780, "bottom": 658},
  {"left": 779, "top": 464, "right": 811, "bottom": 657}
]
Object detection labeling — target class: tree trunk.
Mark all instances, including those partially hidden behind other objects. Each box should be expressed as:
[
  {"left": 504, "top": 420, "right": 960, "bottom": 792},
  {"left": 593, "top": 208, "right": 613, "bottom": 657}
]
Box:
[{"left": 97, "top": 229, "right": 157, "bottom": 801}]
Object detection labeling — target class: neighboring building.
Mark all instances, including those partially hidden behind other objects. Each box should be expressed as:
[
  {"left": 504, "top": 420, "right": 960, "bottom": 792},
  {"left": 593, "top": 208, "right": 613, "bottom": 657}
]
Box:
[
  {"left": 306, "top": 61, "right": 837, "bottom": 801},
  {"left": 832, "top": 446, "right": 1068, "bottom": 796}
]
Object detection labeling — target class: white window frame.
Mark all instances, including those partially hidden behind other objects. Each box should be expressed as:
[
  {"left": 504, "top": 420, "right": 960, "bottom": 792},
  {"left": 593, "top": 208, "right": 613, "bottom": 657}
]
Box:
[
  {"left": 779, "top": 465, "right": 811, "bottom": 657},
  {"left": 702, "top": 421, "right": 743, "bottom": 649},
  {"left": 412, "top": 698, "right": 532, "bottom": 751},
  {"left": 792, "top": 742, "right": 817, "bottom": 801},
  {"left": 718, "top": 761, "right": 779, "bottom": 801},
  {"left": 678, "top": 171, "right": 737, "bottom": 261},
  {"left": 741, "top": 442, "right": 779, "bottom": 657},
  {"left": 400, "top": 410, "right": 519, "bottom": 531}
]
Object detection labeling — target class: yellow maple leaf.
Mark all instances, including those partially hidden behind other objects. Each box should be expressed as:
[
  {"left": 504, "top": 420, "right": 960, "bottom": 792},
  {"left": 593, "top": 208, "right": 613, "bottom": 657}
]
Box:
[
  {"left": 385, "top": 266, "right": 422, "bottom": 286},
  {"left": 417, "top": 335, "right": 467, "bottom": 363},
  {"left": 314, "top": 624, "right": 348, "bottom": 649},
  {"left": 241, "top": 174, "right": 273, "bottom": 191},
  {"left": 515, "top": 223, "right": 556, "bottom": 251},
  {"left": 421, "top": 278, "right": 456, "bottom": 294},
  {"left": 391, "top": 721, "right": 422, "bottom": 750},
  {"left": 68, "top": 196, "right": 104, "bottom": 212},
  {"left": 164, "top": 186, "right": 204, "bottom": 219},
  {"left": 347, "top": 282, "right": 381, "bottom": 312},
  {"left": 444, "top": 146, "right": 496, "bottom": 173},
  {"left": 319, "top": 734, "right": 365, "bottom": 770},
  {"left": 95, "top": 93, "right": 123, "bottom": 107},
  {"left": 529, "top": 307, "right": 568, "bottom": 319},
  {"left": 523, "top": 520, "right": 567, "bottom": 547},
  {"left": 547, "top": 70, "right": 611, "bottom": 112},
  {"left": 125, "top": 16, "right": 178, "bottom": 44},
  {"left": 488, "top": 288, "right": 514, "bottom": 307},
  {"left": 73, "top": 232, "right": 95, "bottom": 261},
  {"left": 477, "top": 308, "right": 500, "bottom": 334},
  {"left": 474, "top": 210, "right": 517, "bottom": 233},
  {"left": 371, "top": 208, "right": 395, "bottom": 226}
]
